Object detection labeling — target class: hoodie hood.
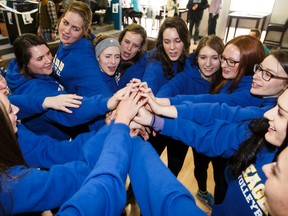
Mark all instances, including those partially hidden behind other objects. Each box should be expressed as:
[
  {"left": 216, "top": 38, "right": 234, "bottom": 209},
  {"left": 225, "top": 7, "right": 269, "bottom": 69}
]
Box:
[{"left": 6, "top": 59, "right": 61, "bottom": 96}]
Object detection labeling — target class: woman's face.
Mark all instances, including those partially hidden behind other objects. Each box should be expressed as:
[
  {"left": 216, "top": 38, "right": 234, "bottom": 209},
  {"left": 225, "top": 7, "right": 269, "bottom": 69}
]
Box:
[
  {"left": 0, "top": 75, "right": 9, "bottom": 96},
  {"left": 162, "top": 27, "right": 184, "bottom": 62},
  {"left": 221, "top": 44, "right": 240, "bottom": 79},
  {"left": 0, "top": 93, "right": 19, "bottom": 133},
  {"left": 98, "top": 46, "right": 121, "bottom": 76},
  {"left": 264, "top": 89, "right": 288, "bottom": 147},
  {"left": 251, "top": 55, "right": 288, "bottom": 98},
  {"left": 58, "top": 11, "right": 85, "bottom": 46},
  {"left": 262, "top": 146, "right": 288, "bottom": 216},
  {"left": 120, "top": 31, "right": 143, "bottom": 61},
  {"left": 28, "top": 45, "right": 53, "bottom": 75},
  {"left": 197, "top": 45, "right": 221, "bottom": 81}
]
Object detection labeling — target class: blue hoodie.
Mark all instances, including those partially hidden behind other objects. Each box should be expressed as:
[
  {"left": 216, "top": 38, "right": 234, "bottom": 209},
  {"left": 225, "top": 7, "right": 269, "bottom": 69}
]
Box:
[
  {"left": 156, "top": 64, "right": 211, "bottom": 97},
  {"left": 17, "top": 123, "right": 96, "bottom": 169},
  {"left": 159, "top": 116, "right": 276, "bottom": 215},
  {"left": 6, "top": 59, "right": 110, "bottom": 140},
  {"left": 0, "top": 123, "right": 112, "bottom": 215},
  {"left": 113, "top": 52, "right": 148, "bottom": 91},
  {"left": 57, "top": 124, "right": 206, "bottom": 216},
  {"left": 129, "top": 136, "right": 206, "bottom": 216},
  {"left": 175, "top": 97, "right": 276, "bottom": 124},
  {"left": 52, "top": 37, "right": 112, "bottom": 97},
  {"left": 168, "top": 75, "right": 263, "bottom": 107},
  {"left": 57, "top": 123, "right": 130, "bottom": 216}
]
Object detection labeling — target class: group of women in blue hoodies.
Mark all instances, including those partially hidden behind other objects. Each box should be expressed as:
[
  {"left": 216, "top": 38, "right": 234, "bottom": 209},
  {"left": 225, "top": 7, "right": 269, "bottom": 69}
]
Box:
[
  {"left": 2, "top": 65, "right": 288, "bottom": 215},
  {"left": 131, "top": 50, "right": 288, "bottom": 215},
  {"left": 138, "top": 14, "right": 267, "bottom": 210}
]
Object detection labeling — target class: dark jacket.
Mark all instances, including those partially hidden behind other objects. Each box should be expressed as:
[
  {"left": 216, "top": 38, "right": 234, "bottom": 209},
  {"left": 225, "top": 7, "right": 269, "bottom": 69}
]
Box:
[{"left": 186, "top": 0, "right": 209, "bottom": 21}]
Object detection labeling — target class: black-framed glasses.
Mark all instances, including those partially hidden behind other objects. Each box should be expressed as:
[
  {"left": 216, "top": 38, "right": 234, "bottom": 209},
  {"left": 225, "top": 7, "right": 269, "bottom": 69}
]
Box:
[
  {"left": 219, "top": 55, "right": 240, "bottom": 67},
  {"left": 253, "top": 64, "right": 288, "bottom": 82}
]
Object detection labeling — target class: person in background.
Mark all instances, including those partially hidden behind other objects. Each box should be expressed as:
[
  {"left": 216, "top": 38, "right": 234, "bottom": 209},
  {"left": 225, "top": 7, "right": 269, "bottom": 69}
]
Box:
[
  {"left": 186, "top": 0, "right": 209, "bottom": 45},
  {"left": 207, "top": 0, "right": 222, "bottom": 36},
  {"left": 128, "top": 0, "right": 143, "bottom": 24},
  {"left": 37, "top": 0, "right": 58, "bottom": 42},
  {"left": 167, "top": 0, "right": 179, "bottom": 17},
  {"left": 52, "top": 1, "right": 112, "bottom": 97},
  {"left": 249, "top": 28, "right": 270, "bottom": 55}
]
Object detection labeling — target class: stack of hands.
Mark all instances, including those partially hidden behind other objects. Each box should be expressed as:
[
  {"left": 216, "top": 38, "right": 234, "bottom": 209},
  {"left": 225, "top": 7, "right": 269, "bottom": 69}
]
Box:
[{"left": 106, "top": 78, "right": 169, "bottom": 140}]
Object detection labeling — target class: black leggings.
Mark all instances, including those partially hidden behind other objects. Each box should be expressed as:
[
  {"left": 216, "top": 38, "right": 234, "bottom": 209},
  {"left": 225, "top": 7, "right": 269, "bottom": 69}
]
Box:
[
  {"left": 192, "top": 148, "right": 228, "bottom": 204},
  {"left": 150, "top": 134, "right": 189, "bottom": 177}
]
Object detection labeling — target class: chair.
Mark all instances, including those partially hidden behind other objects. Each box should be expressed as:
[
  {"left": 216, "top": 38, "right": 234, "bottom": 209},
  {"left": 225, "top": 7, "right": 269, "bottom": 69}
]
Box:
[{"left": 263, "top": 19, "right": 288, "bottom": 49}]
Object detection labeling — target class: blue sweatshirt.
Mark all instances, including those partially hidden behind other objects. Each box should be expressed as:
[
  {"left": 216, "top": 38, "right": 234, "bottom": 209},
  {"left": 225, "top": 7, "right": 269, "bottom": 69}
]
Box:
[
  {"left": 159, "top": 94, "right": 275, "bottom": 157},
  {"left": 57, "top": 123, "right": 130, "bottom": 216},
  {"left": 52, "top": 37, "right": 112, "bottom": 97},
  {"left": 156, "top": 52, "right": 211, "bottom": 98},
  {"left": 17, "top": 123, "right": 96, "bottom": 169},
  {"left": 168, "top": 75, "right": 263, "bottom": 107},
  {"left": 175, "top": 97, "right": 277, "bottom": 124},
  {"left": 142, "top": 56, "right": 192, "bottom": 94},
  {"left": 129, "top": 136, "right": 206, "bottom": 216},
  {"left": 212, "top": 146, "right": 276, "bottom": 216},
  {"left": 113, "top": 52, "right": 148, "bottom": 91},
  {"left": 8, "top": 94, "right": 46, "bottom": 119},
  {"left": 58, "top": 124, "right": 206, "bottom": 216},
  {"left": 6, "top": 59, "right": 110, "bottom": 140},
  {"left": 0, "top": 123, "right": 112, "bottom": 215},
  {"left": 159, "top": 114, "right": 276, "bottom": 215}
]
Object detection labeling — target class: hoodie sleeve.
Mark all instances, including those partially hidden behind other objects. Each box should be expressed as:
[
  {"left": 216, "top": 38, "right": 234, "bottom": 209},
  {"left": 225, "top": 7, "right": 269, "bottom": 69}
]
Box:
[
  {"left": 1, "top": 162, "right": 90, "bottom": 215},
  {"left": 56, "top": 123, "right": 131, "bottom": 216},
  {"left": 42, "top": 95, "right": 109, "bottom": 127},
  {"left": 128, "top": 136, "right": 206, "bottom": 216},
  {"left": 17, "top": 124, "right": 96, "bottom": 168},
  {"left": 175, "top": 102, "right": 267, "bottom": 124},
  {"left": 9, "top": 94, "right": 46, "bottom": 119},
  {"left": 160, "top": 117, "right": 251, "bottom": 158},
  {"left": 169, "top": 76, "right": 263, "bottom": 107}
]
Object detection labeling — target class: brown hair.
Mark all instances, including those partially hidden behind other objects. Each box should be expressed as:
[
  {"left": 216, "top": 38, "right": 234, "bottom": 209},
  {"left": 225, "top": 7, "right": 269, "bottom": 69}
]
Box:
[
  {"left": 212, "top": 35, "right": 265, "bottom": 93},
  {"left": 60, "top": 1, "right": 92, "bottom": 39},
  {"left": 13, "top": 33, "right": 48, "bottom": 77},
  {"left": 154, "top": 16, "right": 191, "bottom": 78},
  {"left": 0, "top": 97, "right": 28, "bottom": 175},
  {"left": 118, "top": 23, "right": 147, "bottom": 57},
  {"left": 194, "top": 35, "right": 224, "bottom": 92}
]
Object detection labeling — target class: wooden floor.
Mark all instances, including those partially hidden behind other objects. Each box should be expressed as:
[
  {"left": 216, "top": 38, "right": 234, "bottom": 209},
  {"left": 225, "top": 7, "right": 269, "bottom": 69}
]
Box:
[{"left": 126, "top": 147, "right": 215, "bottom": 215}]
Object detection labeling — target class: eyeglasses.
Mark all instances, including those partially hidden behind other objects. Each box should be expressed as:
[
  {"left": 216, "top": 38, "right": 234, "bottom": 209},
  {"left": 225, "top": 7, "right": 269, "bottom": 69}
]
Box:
[
  {"left": 220, "top": 55, "right": 240, "bottom": 67},
  {"left": 253, "top": 64, "right": 288, "bottom": 82}
]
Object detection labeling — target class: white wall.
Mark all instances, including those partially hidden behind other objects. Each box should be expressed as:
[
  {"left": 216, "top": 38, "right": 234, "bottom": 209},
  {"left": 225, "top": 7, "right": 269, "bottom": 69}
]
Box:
[{"left": 198, "top": 0, "right": 287, "bottom": 41}]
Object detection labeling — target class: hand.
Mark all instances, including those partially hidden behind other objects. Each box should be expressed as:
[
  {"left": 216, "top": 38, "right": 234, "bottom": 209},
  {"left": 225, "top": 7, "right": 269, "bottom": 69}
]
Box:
[
  {"left": 115, "top": 91, "right": 148, "bottom": 125},
  {"left": 107, "top": 85, "right": 134, "bottom": 110},
  {"left": 129, "top": 78, "right": 142, "bottom": 88},
  {"left": 133, "top": 106, "right": 153, "bottom": 126},
  {"left": 138, "top": 90, "right": 163, "bottom": 115},
  {"left": 192, "top": 4, "right": 198, "bottom": 10},
  {"left": 42, "top": 94, "right": 83, "bottom": 113},
  {"left": 105, "top": 109, "right": 117, "bottom": 125}
]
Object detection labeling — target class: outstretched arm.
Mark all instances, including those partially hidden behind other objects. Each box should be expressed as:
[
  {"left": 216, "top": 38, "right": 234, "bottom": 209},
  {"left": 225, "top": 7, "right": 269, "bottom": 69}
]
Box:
[{"left": 129, "top": 136, "right": 206, "bottom": 216}]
